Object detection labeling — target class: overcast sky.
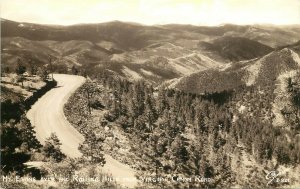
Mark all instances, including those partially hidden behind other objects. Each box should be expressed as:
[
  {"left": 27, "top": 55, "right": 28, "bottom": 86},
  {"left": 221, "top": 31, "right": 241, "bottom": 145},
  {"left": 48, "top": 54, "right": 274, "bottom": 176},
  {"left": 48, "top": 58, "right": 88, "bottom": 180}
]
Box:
[{"left": 1, "top": 0, "right": 299, "bottom": 26}]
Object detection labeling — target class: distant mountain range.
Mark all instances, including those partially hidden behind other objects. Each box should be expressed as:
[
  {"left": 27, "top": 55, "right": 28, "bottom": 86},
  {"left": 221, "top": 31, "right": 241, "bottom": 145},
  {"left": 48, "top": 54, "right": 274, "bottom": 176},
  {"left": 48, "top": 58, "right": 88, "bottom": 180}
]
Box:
[{"left": 2, "top": 18, "right": 300, "bottom": 88}]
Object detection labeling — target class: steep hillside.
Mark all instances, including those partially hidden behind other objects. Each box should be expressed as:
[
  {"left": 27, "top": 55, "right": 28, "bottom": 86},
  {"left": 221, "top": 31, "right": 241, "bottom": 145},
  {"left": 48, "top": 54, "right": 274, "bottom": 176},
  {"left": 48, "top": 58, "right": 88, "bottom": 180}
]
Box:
[
  {"left": 245, "top": 48, "right": 300, "bottom": 86},
  {"left": 175, "top": 48, "right": 300, "bottom": 93},
  {"left": 198, "top": 36, "right": 273, "bottom": 62},
  {"left": 64, "top": 70, "right": 300, "bottom": 188}
]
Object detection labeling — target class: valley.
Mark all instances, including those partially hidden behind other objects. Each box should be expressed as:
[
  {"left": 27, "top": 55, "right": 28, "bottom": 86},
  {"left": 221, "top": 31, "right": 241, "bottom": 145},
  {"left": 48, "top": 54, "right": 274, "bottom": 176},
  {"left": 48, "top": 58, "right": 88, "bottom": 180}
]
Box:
[
  {"left": 2, "top": 19, "right": 300, "bottom": 85},
  {"left": 1, "top": 18, "right": 300, "bottom": 188}
]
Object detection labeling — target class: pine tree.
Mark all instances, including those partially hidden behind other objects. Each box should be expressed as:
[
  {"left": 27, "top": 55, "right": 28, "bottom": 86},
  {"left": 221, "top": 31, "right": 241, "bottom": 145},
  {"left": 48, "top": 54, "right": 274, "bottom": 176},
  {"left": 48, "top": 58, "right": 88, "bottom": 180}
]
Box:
[
  {"left": 1, "top": 117, "right": 42, "bottom": 174},
  {"left": 156, "top": 88, "right": 168, "bottom": 115},
  {"left": 144, "top": 93, "right": 157, "bottom": 132},
  {"left": 43, "top": 133, "right": 66, "bottom": 162},
  {"left": 168, "top": 135, "right": 189, "bottom": 173},
  {"left": 79, "top": 131, "right": 105, "bottom": 166},
  {"left": 199, "top": 156, "right": 214, "bottom": 178},
  {"left": 15, "top": 58, "right": 26, "bottom": 87},
  {"left": 1, "top": 120, "right": 23, "bottom": 173},
  {"left": 71, "top": 65, "right": 79, "bottom": 75},
  {"left": 17, "top": 116, "right": 42, "bottom": 151},
  {"left": 81, "top": 80, "right": 102, "bottom": 114}
]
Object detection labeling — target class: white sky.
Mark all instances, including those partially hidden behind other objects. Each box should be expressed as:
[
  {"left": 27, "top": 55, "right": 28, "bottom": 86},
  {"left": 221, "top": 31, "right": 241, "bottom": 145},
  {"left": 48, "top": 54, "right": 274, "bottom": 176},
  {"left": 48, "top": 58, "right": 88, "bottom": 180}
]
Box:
[{"left": 1, "top": 0, "right": 299, "bottom": 26}]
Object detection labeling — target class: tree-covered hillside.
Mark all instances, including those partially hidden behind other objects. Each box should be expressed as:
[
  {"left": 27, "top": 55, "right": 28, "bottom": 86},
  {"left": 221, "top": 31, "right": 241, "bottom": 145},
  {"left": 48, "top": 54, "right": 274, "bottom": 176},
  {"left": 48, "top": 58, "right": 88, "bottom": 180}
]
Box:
[{"left": 64, "top": 70, "right": 300, "bottom": 188}]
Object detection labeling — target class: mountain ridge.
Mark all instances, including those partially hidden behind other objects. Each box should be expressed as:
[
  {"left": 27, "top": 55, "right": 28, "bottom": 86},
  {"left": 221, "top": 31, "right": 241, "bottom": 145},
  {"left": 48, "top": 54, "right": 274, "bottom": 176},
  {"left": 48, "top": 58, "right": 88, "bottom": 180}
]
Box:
[{"left": 2, "top": 19, "right": 300, "bottom": 85}]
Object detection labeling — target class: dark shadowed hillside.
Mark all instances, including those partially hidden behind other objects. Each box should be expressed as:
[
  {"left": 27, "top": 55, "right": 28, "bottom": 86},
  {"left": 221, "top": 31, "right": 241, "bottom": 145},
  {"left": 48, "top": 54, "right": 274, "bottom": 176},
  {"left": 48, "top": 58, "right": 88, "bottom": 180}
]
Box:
[{"left": 198, "top": 36, "right": 273, "bottom": 62}]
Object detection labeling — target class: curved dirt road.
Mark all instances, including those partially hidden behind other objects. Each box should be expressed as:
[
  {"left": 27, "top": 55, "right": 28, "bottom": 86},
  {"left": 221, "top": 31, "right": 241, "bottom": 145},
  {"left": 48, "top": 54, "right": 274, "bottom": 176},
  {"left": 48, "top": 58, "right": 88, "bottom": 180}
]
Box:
[{"left": 27, "top": 74, "right": 137, "bottom": 188}]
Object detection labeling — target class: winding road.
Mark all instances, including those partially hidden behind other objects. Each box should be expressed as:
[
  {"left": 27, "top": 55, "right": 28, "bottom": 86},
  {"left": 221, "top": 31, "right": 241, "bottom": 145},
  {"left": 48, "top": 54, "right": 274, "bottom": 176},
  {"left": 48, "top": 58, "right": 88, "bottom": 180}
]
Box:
[{"left": 27, "top": 74, "right": 137, "bottom": 188}]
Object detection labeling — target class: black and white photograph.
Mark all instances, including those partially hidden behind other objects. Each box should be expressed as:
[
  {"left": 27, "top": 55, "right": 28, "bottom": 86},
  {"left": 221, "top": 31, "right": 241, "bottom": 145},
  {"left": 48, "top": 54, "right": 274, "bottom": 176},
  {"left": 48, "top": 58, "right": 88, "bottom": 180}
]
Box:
[{"left": 1, "top": 0, "right": 300, "bottom": 188}]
